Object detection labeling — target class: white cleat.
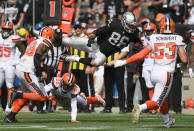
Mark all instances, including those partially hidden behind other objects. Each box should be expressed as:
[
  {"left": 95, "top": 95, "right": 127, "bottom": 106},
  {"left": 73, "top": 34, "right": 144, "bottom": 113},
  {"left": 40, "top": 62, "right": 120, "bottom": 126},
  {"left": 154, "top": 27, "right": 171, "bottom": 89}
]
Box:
[
  {"left": 164, "top": 119, "right": 175, "bottom": 128},
  {"left": 132, "top": 104, "right": 141, "bottom": 124},
  {"left": 96, "top": 95, "right": 106, "bottom": 107}
]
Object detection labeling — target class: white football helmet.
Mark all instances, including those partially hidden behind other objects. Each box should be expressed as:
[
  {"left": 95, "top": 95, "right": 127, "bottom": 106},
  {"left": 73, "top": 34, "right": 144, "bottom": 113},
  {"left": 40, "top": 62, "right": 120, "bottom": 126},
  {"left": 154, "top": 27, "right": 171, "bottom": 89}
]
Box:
[{"left": 121, "top": 12, "right": 137, "bottom": 33}]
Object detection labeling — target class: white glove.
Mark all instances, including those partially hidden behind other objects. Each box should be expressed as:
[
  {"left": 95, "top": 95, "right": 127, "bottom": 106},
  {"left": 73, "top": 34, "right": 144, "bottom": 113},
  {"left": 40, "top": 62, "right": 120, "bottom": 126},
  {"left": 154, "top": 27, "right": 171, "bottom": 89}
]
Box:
[
  {"left": 189, "top": 68, "right": 194, "bottom": 78},
  {"left": 114, "top": 60, "right": 127, "bottom": 68}
]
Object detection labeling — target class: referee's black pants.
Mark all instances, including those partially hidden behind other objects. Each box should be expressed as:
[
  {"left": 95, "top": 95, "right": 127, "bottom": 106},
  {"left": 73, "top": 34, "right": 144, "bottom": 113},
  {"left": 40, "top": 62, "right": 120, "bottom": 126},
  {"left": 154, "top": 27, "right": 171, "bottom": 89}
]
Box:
[
  {"left": 168, "top": 68, "right": 182, "bottom": 113},
  {"left": 126, "top": 72, "right": 136, "bottom": 111},
  {"left": 104, "top": 66, "right": 125, "bottom": 111}
]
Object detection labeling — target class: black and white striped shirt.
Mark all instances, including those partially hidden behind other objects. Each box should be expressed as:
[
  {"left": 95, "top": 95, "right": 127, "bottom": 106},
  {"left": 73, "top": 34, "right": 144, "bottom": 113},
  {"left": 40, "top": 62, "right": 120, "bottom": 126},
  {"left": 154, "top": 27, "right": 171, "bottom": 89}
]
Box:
[{"left": 44, "top": 45, "right": 67, "bottom": 69}]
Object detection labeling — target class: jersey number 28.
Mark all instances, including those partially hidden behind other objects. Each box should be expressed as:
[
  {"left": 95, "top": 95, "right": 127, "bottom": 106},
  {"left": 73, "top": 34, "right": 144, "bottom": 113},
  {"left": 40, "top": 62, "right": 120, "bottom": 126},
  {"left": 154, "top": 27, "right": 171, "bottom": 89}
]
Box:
[{"left": 25, "top": 41, "right": 37, "bottom": 56}]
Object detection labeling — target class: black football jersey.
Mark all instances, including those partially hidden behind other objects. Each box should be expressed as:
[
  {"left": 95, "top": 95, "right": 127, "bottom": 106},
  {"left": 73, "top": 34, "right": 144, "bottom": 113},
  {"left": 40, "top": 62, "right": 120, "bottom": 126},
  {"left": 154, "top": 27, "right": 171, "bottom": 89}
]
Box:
[{"left": 94, "top": 18, "right": 141, "bottom": 57}]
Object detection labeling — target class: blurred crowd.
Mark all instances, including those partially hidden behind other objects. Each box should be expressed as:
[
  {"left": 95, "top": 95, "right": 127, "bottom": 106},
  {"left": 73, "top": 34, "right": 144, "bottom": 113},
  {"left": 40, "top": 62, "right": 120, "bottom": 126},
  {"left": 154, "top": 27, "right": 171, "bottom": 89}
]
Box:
[{"left": 0, "top": 0, "right": 194, "bottom": 114}]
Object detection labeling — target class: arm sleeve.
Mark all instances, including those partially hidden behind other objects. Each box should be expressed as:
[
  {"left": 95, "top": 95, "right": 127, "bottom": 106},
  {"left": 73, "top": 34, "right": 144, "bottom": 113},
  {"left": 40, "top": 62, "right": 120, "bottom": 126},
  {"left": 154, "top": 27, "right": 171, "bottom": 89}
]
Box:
[
  {"left": 34, "top": 53, "right": 42, "bottom": 77},
  {"left": 126, "top": 47, "right": 151, "bottom": 64},
  {"left": 71, "top": 97, "right": 77, "bottom": 121}
]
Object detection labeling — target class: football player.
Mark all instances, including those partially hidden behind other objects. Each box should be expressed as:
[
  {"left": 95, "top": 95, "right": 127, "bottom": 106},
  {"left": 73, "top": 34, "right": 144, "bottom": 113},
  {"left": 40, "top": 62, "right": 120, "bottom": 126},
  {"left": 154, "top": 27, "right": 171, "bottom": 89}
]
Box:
[
  {"left": 141, "top": 22, "right": 159, "bottom": 113},
  {"left": 44, "top": 73, "right": 106, "bottom": 122},
  {"left": 0, "top": 21, "right": 25, "bottom": 111},
  {"left": 60, "top": 12, "right": 142, "bottom": 66},
  {"left": 4, "top": 26, "right": 55, "bottom": 122},
  {"left": 114, "top": 18, "right": 187, "bottom": 128},
  {"left": 188, "top": 30, "right": 194, "bottom": 78}
]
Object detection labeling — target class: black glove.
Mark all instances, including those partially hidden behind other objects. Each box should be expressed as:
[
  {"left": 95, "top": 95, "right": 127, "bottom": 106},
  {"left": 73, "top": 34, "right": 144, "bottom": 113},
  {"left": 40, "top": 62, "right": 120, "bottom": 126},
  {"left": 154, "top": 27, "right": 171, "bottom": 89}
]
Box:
[
  {"left": 59, "top": 52, "right": 68, "bottom": 60},
  {"left": 87, "top": 36, "right": 95, "bottom": 47},
  {"left": 38, "top": 76, "right": 44, "bottom": 83}
]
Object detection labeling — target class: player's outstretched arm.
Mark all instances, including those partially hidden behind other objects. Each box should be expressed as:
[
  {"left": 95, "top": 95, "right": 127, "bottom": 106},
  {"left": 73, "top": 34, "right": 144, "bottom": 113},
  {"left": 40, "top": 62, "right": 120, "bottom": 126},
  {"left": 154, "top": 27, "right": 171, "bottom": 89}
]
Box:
[{"left": 114, "top": 45, "right": 151, "bottom": 68}]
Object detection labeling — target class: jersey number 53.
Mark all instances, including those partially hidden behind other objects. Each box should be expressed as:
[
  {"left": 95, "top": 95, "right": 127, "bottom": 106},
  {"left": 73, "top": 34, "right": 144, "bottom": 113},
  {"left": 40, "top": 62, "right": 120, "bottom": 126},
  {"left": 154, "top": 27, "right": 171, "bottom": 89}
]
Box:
[{"left": 154, "top": 42, "right": 176, "bottom": 59}]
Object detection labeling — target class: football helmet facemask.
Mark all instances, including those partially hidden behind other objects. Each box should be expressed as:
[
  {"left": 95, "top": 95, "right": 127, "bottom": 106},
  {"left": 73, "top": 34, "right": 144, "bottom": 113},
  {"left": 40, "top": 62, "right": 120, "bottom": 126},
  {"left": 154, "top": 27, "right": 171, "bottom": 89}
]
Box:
[
  {"left": 121, "top": 12, "right": 137, "bottom": 33},
  {"left": 1, "top": 21, "right": 13, "bottom": 39},
  {"left": 61, "top": 73, "right": 76, "bottom": 93},
  {"left": 144, "top": 22, "right": 156, "bottom": 39}
]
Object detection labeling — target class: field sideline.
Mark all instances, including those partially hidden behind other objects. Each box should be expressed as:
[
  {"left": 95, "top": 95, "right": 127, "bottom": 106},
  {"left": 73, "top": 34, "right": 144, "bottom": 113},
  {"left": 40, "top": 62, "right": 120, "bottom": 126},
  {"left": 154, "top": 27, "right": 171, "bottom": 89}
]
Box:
[{"left": 1, "top": 110, "right": 194, "bottom": 131}]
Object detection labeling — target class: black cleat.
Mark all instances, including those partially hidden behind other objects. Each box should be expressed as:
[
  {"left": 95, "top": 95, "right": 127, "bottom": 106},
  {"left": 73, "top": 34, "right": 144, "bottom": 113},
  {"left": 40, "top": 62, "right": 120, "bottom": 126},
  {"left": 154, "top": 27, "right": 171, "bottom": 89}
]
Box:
[
  {"left": 100, "top": 109, "right": 112, "bottom": 113},
  {"left": 4, "top": 116, "right": 19, "bottom": 123},
  {"left": 8, "top": 90, "right": 18, "bottom": 108},
  {"left": 37, "top": 110, "right": 47, "bottom": 114}
]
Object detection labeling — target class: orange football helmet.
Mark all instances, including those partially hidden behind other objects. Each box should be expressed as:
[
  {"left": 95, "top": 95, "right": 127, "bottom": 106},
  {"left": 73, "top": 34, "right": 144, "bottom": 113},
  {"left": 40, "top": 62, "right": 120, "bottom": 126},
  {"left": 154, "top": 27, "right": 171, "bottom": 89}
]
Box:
[
  {"left": 185, "top": 98, "right": 194, "bottom": 109},
  {"left": 39, "top": 26, "right": 55, "bottom": 42},
  {"left": 144, "top": 22, "right": 156, "bottom": 39},
  {"left": 61, "top": 73, "right": 76, "bottom": 93},
  {"left": 1, "top": 21, "right": 14, "bottom": 38},
  {"left": 159, "top": 18, "right": 175, "bottom": 34}
]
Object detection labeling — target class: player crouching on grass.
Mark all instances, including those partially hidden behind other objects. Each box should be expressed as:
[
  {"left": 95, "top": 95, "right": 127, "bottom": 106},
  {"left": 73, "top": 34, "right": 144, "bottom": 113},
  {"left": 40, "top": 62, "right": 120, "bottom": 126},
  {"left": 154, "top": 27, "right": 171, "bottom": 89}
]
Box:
[{"left": 43, "top": 73, "right": 106, "bottom": 122}]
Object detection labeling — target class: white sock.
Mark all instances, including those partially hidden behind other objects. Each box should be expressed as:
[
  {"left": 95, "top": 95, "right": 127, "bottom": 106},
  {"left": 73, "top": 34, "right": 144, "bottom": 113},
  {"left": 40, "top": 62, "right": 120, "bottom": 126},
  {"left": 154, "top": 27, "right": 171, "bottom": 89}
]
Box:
[
  {"left": 75, "top": 56, "right": 80, "bottom": 61},
  {"left": 163, "top": 114, "right": 169, "bottom": 123},
  {"left": 140, "top": 104, "right": 147, "bottom": 111}
]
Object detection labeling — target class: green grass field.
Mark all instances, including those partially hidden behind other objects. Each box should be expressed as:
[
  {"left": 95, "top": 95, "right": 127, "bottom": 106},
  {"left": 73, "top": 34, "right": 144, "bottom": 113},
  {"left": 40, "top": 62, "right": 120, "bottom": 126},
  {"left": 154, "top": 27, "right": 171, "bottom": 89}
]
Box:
[{"left": 0, "top": 111, "right": 194, "bottom": 131}]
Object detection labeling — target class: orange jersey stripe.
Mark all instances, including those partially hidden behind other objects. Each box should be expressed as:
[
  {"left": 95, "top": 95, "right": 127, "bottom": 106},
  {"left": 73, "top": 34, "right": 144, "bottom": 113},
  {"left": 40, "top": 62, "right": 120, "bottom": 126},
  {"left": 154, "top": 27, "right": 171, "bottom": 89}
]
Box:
[
  {"left": 12, "top": 38, "right": 21, "bottom": 42},
  {"left": 165, "top": 72, "right": 171, "bottom": 87},
  {"left": 43, "top": 39, "right": 53, "bottom": 48},
  {"left": 24, "top": 72, "right": 32, "bottom": 83}
]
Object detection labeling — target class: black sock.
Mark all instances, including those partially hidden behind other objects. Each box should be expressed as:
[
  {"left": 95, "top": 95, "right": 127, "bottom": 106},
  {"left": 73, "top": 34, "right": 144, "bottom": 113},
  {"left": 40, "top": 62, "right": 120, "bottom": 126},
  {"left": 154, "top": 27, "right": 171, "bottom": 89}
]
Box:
[
  {"left": 8, "top": 112, "right": 17, "bottom": 119},
  {"left": 79, "top": 58, "right": 93, "bottom": 66},
  {"left": 16, "top": 92, "right": 23, "bottom": 99}
]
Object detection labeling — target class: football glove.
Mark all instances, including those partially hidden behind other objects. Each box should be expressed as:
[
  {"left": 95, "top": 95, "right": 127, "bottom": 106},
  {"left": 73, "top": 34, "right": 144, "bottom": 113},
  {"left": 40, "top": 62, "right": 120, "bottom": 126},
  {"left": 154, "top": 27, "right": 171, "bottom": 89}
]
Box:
[
  {"left": 114, "top": 60, "right": 127, "bottom": 68},
  {"left": 87, "top": 36, "right": 95, "bottom": 47},
  {"left": 189, "top": 68, "right": 194, "bottom": 78},
  {"left": 38, "top": 76, "right": 44, "bottom": 83},
  {"left": 59, "top": 53, "right": 67, "bottom": 60}
]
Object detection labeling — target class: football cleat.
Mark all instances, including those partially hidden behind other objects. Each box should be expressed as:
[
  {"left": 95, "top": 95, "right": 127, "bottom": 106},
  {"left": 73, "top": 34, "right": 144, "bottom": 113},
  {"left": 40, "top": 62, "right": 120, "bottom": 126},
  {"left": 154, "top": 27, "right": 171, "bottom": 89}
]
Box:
[
  {"left": 4, "top": 116, "right": 19, "bottom": 123},
  {"left": 96, "top": 95, "right": 106, "bottom": 107},
  {"left": 71, "top": 120, "right": 80, "bottom": 123},
  {"left": 8, "top": 90, "right": 18, "bottom": 108},
  {"left": 132, "top": 104, "right": 141, "bottom": 124},
  {"left": 164, "top": 119, "right": 175, "bottom": 128}
]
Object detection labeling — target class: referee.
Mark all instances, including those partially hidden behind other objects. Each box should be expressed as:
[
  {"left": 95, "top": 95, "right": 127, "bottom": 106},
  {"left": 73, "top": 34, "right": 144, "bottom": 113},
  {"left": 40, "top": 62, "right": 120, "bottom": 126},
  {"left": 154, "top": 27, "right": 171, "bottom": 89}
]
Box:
[{"left": 42, "top": 28, "right": 68, "bottom": 83}]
